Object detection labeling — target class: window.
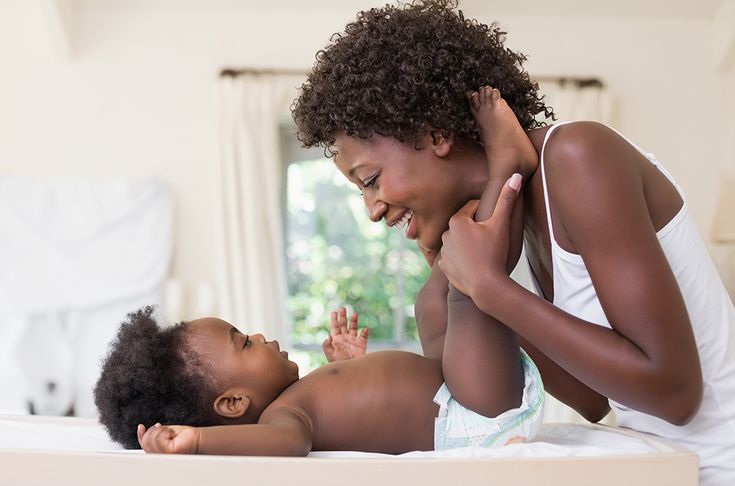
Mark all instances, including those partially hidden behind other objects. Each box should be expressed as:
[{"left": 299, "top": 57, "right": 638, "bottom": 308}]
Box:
[{"left": 281, "top": 128, "right": 430, "bottom": 371}]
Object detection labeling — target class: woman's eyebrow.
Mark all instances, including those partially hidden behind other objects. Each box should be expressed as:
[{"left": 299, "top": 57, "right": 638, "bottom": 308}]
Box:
[{"left": 348, "top": 164, "right": 363, "bottom": 178}]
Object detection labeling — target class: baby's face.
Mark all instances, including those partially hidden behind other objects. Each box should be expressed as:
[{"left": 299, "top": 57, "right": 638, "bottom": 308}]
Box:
[{"left": 187, "top": 317, "right": 299, "bottom": 406}]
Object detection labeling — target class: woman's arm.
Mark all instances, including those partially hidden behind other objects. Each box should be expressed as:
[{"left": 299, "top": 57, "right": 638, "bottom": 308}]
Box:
[
  {"left": 441, "top": 122, "right": 703, "bottom": 425},
  {"left": 517, "top": 336, "right": 610, "bottom": 422}
]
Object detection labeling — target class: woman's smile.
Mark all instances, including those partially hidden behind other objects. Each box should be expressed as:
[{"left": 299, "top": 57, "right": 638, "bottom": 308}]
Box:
[{"left": 390, "top": 209, "right": 415, "bottom": 239}]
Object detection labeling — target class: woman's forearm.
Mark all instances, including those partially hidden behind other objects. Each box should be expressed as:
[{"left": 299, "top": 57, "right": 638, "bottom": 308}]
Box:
[{"left": 474, "top": 277, "right": 701, "bottom": 425}]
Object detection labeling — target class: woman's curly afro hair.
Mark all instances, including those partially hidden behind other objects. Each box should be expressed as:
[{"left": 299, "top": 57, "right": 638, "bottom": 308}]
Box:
[
  {"left": 292, "top": 0, "right": 554, "bottom": 152},
  {"left": 93, "top": 307, "right": 221, "bottom": 449}
]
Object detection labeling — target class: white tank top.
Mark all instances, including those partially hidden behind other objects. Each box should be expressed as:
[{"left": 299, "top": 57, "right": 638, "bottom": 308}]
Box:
[{"left": 529, "top": 121, "right": 735, "bottom": 486}]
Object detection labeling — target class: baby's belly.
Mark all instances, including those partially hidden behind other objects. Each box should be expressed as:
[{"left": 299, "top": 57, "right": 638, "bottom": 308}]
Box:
[{"left": 306, "top": 352, "right": 443, "bottom": 453}]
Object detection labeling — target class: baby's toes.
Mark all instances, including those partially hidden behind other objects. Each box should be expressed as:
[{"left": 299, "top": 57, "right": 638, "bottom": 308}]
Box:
[
  {"left": 466, "top": 90, "right": 481, "bottom": 111},
  {"left": 479, "top": 86, "right": 495, "bottom": 104}
]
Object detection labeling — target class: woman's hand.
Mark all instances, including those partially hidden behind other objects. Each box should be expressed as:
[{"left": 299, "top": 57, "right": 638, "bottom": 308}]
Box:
[
  {"left": 439, "top": 174, "right": 522, "bottom": 299},
  {"left": 137, "top": 423, "right": 200, "bottom": 454},
  {"left": 322, "top": 307, "right": 370, "bottom": 362}
]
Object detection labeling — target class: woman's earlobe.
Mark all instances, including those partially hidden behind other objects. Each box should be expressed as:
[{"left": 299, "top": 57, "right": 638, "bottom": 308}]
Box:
[
  {"left": 430, "top": 130, "right": 453, "bottom": 158},
  {"left": 213, "top": 389, "right": 251, "bottom": 418}
]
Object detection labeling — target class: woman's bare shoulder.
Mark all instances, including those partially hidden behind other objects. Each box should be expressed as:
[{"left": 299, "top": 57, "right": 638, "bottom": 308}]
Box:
[{"left": 542, "top": 121, "right": 638, "bottom": 173}]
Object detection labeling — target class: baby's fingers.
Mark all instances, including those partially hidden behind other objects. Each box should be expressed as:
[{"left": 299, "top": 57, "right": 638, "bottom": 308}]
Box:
[
  {"left": 359, "top": 327, "right": 370, "bottom": 342},
  {"left": 348, "top": 311, "right": 359, "bottom": 335},
  {"left": 141, "top": 423, "right": 165, "bottom": 452},
  {"left": 137, "top": 424, "right": 146, "bottom": 445},
  {"left": 322, "top": 335, "right": 336, "bottom": 362},
  {"left": 329, "top": 310, "right": 340, "bottom": 336},
  {"left": 338, "top": 307, "right": 349, "bottom": 334}
]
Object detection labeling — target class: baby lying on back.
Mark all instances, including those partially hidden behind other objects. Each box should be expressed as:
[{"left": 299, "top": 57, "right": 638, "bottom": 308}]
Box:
[{"left": 94, "top": 304, "right": 543, "bottom": 455}]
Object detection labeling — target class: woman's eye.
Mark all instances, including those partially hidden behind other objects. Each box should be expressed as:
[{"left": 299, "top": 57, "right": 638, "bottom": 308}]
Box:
[
  {"left": 362, "top": 173, "right": 379, "bottom": 188},
  {"left": 242, "top": 336, "right": 250, "bottom": 349}
]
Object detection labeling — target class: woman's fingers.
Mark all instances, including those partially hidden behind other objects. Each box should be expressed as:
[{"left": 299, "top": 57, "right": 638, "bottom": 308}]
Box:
[
  {"left": 449, "top": 199, "right": 480, "bottom": 227},
  {"left": 491, "top": 173, "right": 522, "bottom": 226}
]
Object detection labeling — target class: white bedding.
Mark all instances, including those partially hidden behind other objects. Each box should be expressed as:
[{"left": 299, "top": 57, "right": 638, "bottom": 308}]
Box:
[
  {"left": 0, "top": 414, "right": 664, "bottom": 458},
  {"left": 0, "top": 414, "right": 699, "bottom": 486}
]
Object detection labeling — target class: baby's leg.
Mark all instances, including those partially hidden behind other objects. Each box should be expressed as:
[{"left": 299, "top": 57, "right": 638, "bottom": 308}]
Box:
[
  {"left": 442, "top": 284, "right": 524, "bottom": 418},
  {"left": 439, "top": 88, "right": 533, "bottom": 417},
  {"left": 468, "top": 86, "right": 537, "bottom": 190},
  {"left": 415, "top": 259, "right": 449, "bottom": 360},
  {"left": 470, "top": 87, "right": 537, "bottom": 269}
]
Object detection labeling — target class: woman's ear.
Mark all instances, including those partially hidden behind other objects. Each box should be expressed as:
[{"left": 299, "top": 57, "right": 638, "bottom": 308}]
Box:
[
  {"left": 213, "top": 388, "right": 251, "bottom": 419},
  {"left": 429, "top": 130, "right": 453, "bottom": 158}
]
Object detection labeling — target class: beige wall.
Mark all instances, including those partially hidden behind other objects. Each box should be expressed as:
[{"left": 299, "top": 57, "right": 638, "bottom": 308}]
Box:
[{"left": 0, "top": 2, "right": 733, "bottom": 295}]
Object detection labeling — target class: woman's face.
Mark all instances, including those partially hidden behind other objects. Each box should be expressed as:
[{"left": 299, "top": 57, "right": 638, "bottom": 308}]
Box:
[{"left": 333, "top": 132, "right": 481, "bottom": 253}]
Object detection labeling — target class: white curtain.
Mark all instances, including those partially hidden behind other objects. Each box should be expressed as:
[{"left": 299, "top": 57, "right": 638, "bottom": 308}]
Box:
[
  {"left": 216, "top": 73, "right": 303, "bottom": 344},
  {"left": 538, "top": 80, "right": 616, "bottom": 125},
  {"left": 533, "top": 80, "right": 617, "bottom": 425}
]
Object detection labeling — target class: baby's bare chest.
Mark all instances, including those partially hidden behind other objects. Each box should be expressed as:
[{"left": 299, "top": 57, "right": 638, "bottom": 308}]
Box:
[{"left": 279, "top": 352, "right": 443, "bottom": 453}]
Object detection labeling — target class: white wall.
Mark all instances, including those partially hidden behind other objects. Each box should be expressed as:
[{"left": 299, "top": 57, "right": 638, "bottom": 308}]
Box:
[{"left": 1, "top": 2, "right": 733, "bottom": 304}]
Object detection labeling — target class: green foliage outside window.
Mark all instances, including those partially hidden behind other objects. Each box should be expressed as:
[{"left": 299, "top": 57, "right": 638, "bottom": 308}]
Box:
[{"left": 286, "top": 159, "right": 430, "bottom": 368}]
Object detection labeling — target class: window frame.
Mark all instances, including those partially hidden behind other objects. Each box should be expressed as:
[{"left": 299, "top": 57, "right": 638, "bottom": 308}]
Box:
[{"left": 280, "top": 126, "right": 424, "bottom": 356}]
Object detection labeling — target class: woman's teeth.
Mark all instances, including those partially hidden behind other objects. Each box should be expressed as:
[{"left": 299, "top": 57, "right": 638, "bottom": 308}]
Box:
[{"left": 395, "top": 210, "right": 413, "bottom": 234}]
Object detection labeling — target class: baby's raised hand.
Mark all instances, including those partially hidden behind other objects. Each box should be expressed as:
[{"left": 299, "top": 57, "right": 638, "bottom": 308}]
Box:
[
  {"left": 322, "top": 307, "right": 369, "bottom": 362},
  {"left": 137, "top": 423, "right": 200, "bottom": 454}
]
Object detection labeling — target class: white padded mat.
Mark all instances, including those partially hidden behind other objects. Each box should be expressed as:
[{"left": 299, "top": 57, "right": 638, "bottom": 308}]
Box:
[{"left": 0, "top": 414, "right": 664, "bottom": 458}]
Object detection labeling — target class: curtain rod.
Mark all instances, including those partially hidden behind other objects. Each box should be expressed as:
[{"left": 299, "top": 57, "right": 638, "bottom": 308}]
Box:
[
  {"left": 220, "top": 68, "right": 308, "bottom": 77},
  {"left": 534, "top": 76, "right": 603, "bottom": 87},
  {"left": 219, "top": 68, "right": 603, "bottom": 87}
]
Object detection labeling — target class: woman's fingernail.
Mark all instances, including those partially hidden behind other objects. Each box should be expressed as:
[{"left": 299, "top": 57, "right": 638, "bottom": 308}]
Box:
[{"left": 509, "top": 173, "right": 522, "bottom": 190}]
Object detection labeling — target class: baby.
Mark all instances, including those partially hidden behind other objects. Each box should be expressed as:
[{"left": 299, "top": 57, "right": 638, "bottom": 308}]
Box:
[{"left": 94, "top": 305, "right": 542, "bottom": 455}]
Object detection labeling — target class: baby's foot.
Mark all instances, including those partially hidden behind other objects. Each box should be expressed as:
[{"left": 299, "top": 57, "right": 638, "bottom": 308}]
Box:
[{"left": 468, "top": 86, "right": 538, "bottom": 178}]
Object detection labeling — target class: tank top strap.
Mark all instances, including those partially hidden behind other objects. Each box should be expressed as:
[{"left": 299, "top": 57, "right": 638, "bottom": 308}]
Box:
[{"left": 538, "top": 121, "right": 575, "bottom": 250}]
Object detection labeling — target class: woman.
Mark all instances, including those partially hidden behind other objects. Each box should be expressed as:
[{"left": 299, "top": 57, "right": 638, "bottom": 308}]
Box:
[{"left": 291, "top": 1, "right": 735, "bottom": 484}]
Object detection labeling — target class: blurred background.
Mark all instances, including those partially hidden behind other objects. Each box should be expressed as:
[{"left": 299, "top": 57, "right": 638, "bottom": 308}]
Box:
[{"left": 0, "top": 0, "right": 733, "bottom": 422}]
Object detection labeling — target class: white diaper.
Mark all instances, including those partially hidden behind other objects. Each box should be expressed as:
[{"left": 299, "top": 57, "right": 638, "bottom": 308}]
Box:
[{"left": 433, "top": 349, "right": 544, "bottom": 450}]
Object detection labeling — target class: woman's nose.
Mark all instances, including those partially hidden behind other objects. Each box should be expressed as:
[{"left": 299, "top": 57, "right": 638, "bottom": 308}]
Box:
[{"left": 364, "top": 191, "right": 387, "bottom": 222}]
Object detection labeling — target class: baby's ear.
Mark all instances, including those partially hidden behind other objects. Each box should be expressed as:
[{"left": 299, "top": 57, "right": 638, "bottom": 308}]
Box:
[
  {"left": 429, "top": 130, "right": 453, "bottom": 158},
  {"left": 213, "top": 388, "right": 251, "bottom": 419}
]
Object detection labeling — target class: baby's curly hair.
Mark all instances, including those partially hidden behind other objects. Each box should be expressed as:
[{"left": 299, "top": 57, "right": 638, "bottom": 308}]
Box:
[
  {"left": 94, "top": 307, "right": 221, "bottom": 449},
  {"left": 292, "top": 0, "right": 553, "bottom": 153}
]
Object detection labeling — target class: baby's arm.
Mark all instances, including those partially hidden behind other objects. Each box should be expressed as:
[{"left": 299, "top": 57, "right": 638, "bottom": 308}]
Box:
[
  {"left": 322, "top": 306, "right": 370, "bottom": 362},
  {"left": 137, "top": 408, "right": 312, "bottom": 456}
]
